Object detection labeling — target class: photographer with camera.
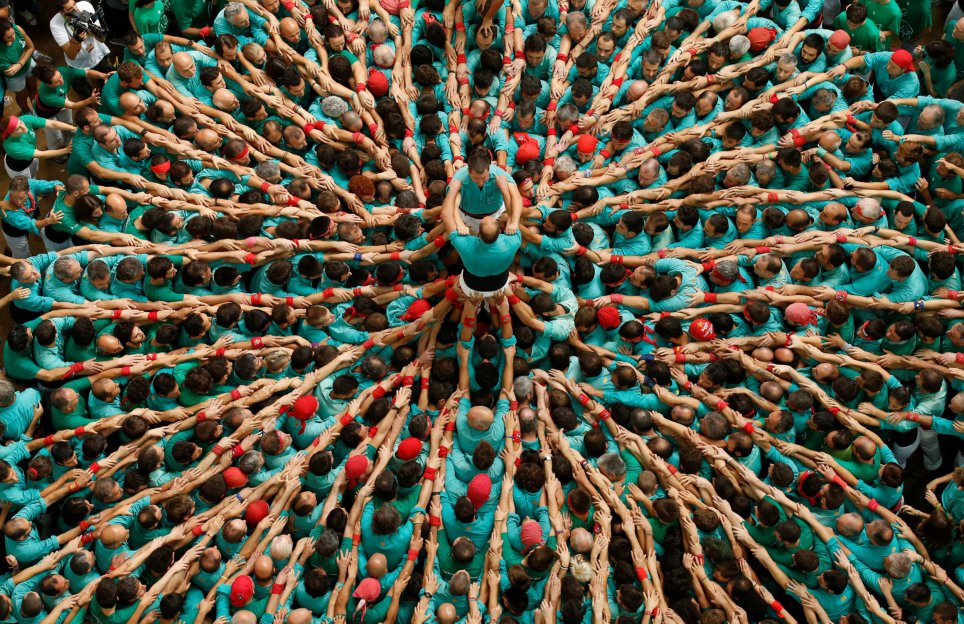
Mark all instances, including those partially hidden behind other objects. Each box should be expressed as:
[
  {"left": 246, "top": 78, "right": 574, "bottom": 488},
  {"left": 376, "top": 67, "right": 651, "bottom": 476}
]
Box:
[{"left": 49, "top": 0, "right": 110, "bottom": 94}]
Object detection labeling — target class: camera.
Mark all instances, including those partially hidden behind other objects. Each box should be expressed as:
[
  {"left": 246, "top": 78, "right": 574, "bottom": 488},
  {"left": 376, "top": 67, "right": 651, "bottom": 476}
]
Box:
[{"left": 65, "top": 5, "right": 108, "bottom": 40}]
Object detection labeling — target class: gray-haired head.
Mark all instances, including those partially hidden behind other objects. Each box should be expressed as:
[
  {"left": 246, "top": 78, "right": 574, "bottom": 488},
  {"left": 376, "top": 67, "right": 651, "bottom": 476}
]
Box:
[{"left": 321, "top": 96, "right": 350, "bottom": 118}]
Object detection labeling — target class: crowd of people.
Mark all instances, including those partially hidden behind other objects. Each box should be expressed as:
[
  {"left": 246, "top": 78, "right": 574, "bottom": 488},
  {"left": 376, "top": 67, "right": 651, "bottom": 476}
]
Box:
[{"left": 0, "top": 0, "right": 963, "bottom": 620}]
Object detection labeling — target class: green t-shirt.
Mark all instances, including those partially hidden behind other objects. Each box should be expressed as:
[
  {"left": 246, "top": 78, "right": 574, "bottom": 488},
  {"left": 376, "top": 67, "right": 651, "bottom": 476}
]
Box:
[
  {"left": 0, "top": 26, "right": 28, "bottom": 77},
  {"left": 2, "top": 115, "right": 46, "bottom": 162},
  {"left": 38, "top": 67, "right": 87, "bottom": 110},
  {"left": 134, "top": 0, "right": 169, "bottom": 35}
]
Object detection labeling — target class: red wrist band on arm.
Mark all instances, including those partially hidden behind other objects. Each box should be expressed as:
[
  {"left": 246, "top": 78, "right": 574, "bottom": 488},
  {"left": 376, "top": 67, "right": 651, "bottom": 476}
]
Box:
[
  {"left": 742, "top": 422, "right": 754, "bottom": 434},
  {"left": 232, "top": 445, "right": 245, "bottom": 458},
  {"left": 423, "top": 467, "right": 437, "bottom": 481},
  {"left": 44, "top": 435, "right": 55, "bottom": 446},
  {"left": 111, "top": 309, "right": 122, "bottom": 319},
  {"left": 948, "top": 290, "right": 960, "bottom": 301},
  {"left": 408, "top": 549, "right": 419, "bottom": 561},
  {"left": 445, "top": 289, "right": 459, "bottom": 303},
  {"left": 767, "top": 192, "right": 779, "bottom": 203},
  {"left": 610, "top": 294, "right": 624, "bottom": 304},
  {"left": 635, "top": 566, "right": 648, "bottom": 581},
  {"left": 612, "top": 77, "right": 623, "bottom": 87},
  {"left": 231, "top": 389, "right": 242, "bottom": 400},
  {"left": 648, "top": 146, "right": 661, "bottom": 156},
  {"left": 716, "top": 401, "right": 728, "bottom": 411},
  {"left": 121, "top": 366, "right": 131, "bottom": 376},
  {"left": 260, "top": 182, "right": 271, "bottom": 192},
  {"left": 81, "top": 533, "right": 96, "bottom": 545},
  {"left": 429, "top": 515, "right": 441, "bottom": 526},
  {"left": 507, "top": 294, "right": 521, "bottom": 305},
  {"left": 444, "top": 421, "right": 455, "bottom": 432},
  {"left": 867, "top": 499, "right": 880, "bottom": 511},
  {"left": 371, "top": 385, "right": 386, "bottom": 399},
  {"left": 363, "top": 338, "right": 376, "bottom": 350},
  {"left": 908, "top": 236, "right": 918, "bottom": 246},
  {"left": 252, "top": 337, "right": 264, "bottom": 348},
  {"left": 956, "top": 352, "right": 964, "bottom": 364},
  {"left": 340, "top": 413, "right": 354, "bottom": 426},
  {"left": 74, "top": 426, "right": 86, "bottom": 436},
  {"left": 90, "top": 461, "right": 101, "bottom": 473},
  {"left": 421, "top": 378, "right": 430, "bottom": 389},
  {"left": 704, "top": 293, "right": 717, "bottom": 303},
  {"left": 578, "top": 394, "right": 590, "bottom": 406},
  {"left": 831, "top": 475, "right": 847, "bottom": 488},
  {"left": 302, "top": 123, "right": 315, "bottom": 136},
  {"left": 193, "top": 525, "right": 205, "bottom": 537},
  {"left": 836, "top": 232, "right": 847, "bottom": 243},
  {"left": 598, "top": 409, "right": 611, "bottom": 420},
  {"left": 215, "top": 348, "right": 226, "bottom": 357},
  {"left": 78, "top": 520, "right": 90, "bottom": 531}
]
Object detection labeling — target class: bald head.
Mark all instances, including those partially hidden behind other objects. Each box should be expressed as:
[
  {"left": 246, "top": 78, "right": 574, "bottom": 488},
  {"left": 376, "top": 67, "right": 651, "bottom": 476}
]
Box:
[
  {"left": 437, "top": 603, "right": 458, "bottom": 624},
  {"left": 466, "top": 406, "right": 494, "bottom": 431},
  {"left": 223, "top": 519, "right": 247, "bottom": 541},
  {"left": 200, "top": 547, "right": 222, "bottom": 572},
  {"left": 105, "top": 193, "right": 127, "bottom": 214},
  {"left": 97, "top": 334, "right": 123, "bottom": 356},
  {"left": 812, "top": 363, "right": 838, "bottom": 383},
  {"left": 279, "top": 16, "right": 300, "bottom": 39},
  {"left": 836, "top": 512, "right": 864, "bottom": 537},
  {"left": 366, "top": 553, "right": 388, "bottom": 578},
  {"left": 773, "top": 347, "right": 795, "bottom": 363},
  {"left": 287, "top": 609, "right": 314, "bottom": 624},
  {"left": 570, "top": 528, "right": 593, "bottom": 554},
  {"left": 232, "top": 612, "right": 258, "bottom": 624},
  {"left": 759, "top": 381, "right": 784, "bottom": 402},
  {"left": 627, "top": 80, "right": 648, "bottom": 102},
  {"left": 478, "top": 216, "right": 500, "bottom": 243},
  {"left": 213, "top": 88, "right": 239, "bottom": 111},
  {"left": 195, "top": 128, "right": 221, "bottom": 151},
  {"left": 100, "top": 524, "right": 128, "bottom": 548},
  {"left": 118, "top": 92, "right": 143, "bottom": 115},
  {"left": 173, "top": 52, "right": 196, "bottom": 78},
  {"left": 253, "top": 555, "right": 274, "bottom": 580},
  {"left": 341, "top": 111, "right": 363, "bottom": 132},
  {"left": 751, "top": 347, "right": 773, "bottom": 362},
  {"left": 950, "top": 392, "right": 964, "bottom": 415}
]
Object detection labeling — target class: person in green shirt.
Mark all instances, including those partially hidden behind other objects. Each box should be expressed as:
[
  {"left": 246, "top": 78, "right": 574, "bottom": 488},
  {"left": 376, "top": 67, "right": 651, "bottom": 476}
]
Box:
[
  {"left": 32, "top": 63, "right": 106, "bottom": 152},
  {"left": 917, "top": 41, "right": 958, "bottom": 98},
  {"left": 832, "top": 3, "right": 882, "bottom": 53},
  {"left": 863, "top": 0, "right": 902, "bottom": 48},
  {"left": 131, "top": 0, "right": 169, "bottom": 34},
  {"left": 0, "top": 19, "right": 35, "bottom": 113},
  {"left": 0, "top": 114, "right": 73, "bottom": 178}
]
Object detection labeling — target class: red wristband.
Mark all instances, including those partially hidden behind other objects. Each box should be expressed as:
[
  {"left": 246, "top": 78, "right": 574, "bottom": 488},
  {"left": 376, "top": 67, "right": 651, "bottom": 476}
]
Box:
[
  {"left": 704, "top": 293, "right": 717, "bottom": 303},
  {"left": 90, "top": 461, "right": 101, "bottom": 473},
  {"left": 716, "top": 401, "right": 728, "bottom": 411},
  {"left": 408, "top": 549, "right": 419, "bottom": 561},
  {"left": 111, "top": 309, "right": 122, "bottom": 319},
  {"left": 742, "top": 422, "right": 754, "bottom": 434},
  {"left": 193, "top": 525, "right": 205, "bottom": 537},
  {"left": 252, "top": 337, "right": 264, "bottom": 348},
  {"left": 231, "top": 389, "right": 242, "bottom": 400},
  {"left": 867, "top": 499, "right": 880, "bottom": 511},
  {"left": 507, "top": 294, "right": 521, "bottom": 305},
  {"left": 121, "top": 366, "right": 131, "bottom": 376}
]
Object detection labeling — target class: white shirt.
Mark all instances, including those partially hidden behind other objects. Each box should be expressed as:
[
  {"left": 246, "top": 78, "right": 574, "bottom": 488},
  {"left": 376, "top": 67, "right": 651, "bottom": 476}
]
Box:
[{"left": 49, "top": 3, "right": 110, "bottom": 69}]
